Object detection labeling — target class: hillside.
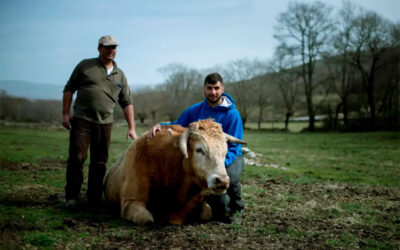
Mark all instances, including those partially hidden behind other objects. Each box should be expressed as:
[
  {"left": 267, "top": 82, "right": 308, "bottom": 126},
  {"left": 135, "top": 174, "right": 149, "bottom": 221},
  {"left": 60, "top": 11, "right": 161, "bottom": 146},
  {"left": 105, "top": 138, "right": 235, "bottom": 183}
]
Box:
[
  {"left": 0, "top": 80, "right": 63, "bottom": 100},
  {"left": 0, "top": 80, "right": 149, "bottom": 100}
]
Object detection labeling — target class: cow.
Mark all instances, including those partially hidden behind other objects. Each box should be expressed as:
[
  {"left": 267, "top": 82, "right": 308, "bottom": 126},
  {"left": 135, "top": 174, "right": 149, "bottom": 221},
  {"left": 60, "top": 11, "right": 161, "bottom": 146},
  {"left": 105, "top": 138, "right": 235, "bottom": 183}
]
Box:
[{"left": 103, "top": 119, "right": 246, "bottom": 225}]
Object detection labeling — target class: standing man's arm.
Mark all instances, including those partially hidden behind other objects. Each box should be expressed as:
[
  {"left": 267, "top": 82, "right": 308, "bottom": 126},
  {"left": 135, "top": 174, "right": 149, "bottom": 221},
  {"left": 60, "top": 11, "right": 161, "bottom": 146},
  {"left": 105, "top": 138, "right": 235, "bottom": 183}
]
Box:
[
  {"left": 62, "top": 59, "right": 82, "bottom": 131},
  {"left": 123, "top": 104, "right": 137, "bottom": 141},
  {"left": 62, "top": 91, "right": 73, "bottom": 130}
]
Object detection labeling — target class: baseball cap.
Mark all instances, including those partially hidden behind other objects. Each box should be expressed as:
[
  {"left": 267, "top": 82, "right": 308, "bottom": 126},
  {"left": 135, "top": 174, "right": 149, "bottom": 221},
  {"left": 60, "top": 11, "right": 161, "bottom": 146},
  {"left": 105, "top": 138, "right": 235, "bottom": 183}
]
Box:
[{"left": 98, "top": 35, "right": 119, "bottom": 46}]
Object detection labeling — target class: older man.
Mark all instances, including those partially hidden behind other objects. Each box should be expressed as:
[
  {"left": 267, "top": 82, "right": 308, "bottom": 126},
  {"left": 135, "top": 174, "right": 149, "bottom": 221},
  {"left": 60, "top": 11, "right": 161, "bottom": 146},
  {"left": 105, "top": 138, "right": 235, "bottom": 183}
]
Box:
[{"left": 62, "top": 35, "right": 137, "bottom": 210}]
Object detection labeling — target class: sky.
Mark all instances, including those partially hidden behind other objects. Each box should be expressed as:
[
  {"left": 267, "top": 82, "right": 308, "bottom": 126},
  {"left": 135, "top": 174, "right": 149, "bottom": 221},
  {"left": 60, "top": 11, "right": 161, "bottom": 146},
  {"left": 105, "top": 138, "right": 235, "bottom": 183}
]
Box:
[{"left": 1, "top": 0, "right": 399, "bottom": 88}]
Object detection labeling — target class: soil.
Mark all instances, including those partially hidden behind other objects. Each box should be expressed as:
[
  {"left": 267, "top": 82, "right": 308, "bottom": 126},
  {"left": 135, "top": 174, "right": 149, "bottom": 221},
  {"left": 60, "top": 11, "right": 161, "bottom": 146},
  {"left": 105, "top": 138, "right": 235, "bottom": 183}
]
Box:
[{"left": 1, "top": 159, "right": 399, "bottom": 249}]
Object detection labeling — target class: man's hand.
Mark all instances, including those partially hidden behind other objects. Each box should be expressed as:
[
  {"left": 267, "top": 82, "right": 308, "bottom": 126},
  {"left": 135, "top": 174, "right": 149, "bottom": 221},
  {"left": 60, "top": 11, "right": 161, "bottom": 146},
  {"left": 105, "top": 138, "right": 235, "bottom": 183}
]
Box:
[
  {"left": 123, "top": 105, "right": 137, "bottom": 141},
  {"left": 62, "top": 113, "right": 71, "bottom": 130},
  {"left": 62, "top": 91, "right": 73, "bottom": 130},
  {"left": 126, "top": 128, "right": 138, "bottom": 141},
  {"left": 147, "top": 124, "right": 162, "bottom": 138}
]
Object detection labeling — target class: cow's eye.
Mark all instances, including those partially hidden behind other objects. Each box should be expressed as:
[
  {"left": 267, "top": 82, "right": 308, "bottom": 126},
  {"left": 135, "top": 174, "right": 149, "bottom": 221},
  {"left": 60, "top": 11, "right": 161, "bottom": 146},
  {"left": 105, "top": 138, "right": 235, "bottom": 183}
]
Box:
[{"left": 196, "top": 148, "right": 205, "bottom": 155}]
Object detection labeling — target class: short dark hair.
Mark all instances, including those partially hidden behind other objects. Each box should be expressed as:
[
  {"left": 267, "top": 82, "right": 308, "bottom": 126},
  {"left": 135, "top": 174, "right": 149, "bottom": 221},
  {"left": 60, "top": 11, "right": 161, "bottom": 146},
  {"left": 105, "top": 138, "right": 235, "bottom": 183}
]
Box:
[{"left": 204, "top": 72, "right": 223, "bottom": 85}]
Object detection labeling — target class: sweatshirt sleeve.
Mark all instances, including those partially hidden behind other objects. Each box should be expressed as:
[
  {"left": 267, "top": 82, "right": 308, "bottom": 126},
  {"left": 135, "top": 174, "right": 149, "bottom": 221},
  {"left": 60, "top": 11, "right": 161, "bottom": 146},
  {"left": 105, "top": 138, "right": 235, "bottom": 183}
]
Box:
[{"left": 224, "top": 110, "right": 244, "bottom": 167}]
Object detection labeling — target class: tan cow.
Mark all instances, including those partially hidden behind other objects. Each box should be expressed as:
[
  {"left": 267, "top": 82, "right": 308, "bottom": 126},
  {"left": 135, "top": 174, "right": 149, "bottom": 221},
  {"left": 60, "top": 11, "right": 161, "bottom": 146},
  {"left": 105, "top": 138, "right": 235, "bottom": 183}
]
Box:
[{"left": 104, "top": 119, "right": 246, "bottom": 225}]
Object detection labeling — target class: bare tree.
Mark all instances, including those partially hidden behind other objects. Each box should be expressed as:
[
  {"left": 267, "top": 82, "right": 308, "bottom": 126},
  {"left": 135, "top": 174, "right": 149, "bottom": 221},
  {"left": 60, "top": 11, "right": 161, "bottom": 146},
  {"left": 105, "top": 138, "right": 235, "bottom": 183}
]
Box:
[
  {"left": 387, "top": 22, "right": 400, "bottom": 125},
  {"left": 274, "top": 1, "right": 334, "bottom": 131},
  {"left": 248, "top": 60, "right": 270, "bottom": 130},
  {"left": 0, "top": 94, "right": 62, "bottom": 123},
  {"left": 224, "top": 58, "right": 265, "bottom": 127},
  {"left": 270, "top": 48, "right": 301, "bottom": 130},
  {"left": 252, "top": 75, "right": 271, "bottom": 130},
  {"left": 131, "top": 87, "right": 165, "bottom": 125},
  {"left": 148, "top": 89, "right": 169, "bottom": 124},
  {"left": 349, "top": 10, "right": 396, "bottom": 129},
  {"left": 326, "top": 1, "right": 359, "bottom": 128},
  {"left": 373, "top": 22, "right": 400, "bottom": 128},
  {"left": 158, "top": 63, "right": 203, "bottom": 121}
]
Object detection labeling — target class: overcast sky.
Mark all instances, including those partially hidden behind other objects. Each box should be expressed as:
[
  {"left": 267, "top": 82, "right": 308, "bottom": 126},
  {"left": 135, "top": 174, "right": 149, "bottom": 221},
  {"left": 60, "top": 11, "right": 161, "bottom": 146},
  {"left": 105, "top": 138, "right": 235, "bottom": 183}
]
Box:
[{"left": 1, "top": 0, "right": 399, "bottom": 88}]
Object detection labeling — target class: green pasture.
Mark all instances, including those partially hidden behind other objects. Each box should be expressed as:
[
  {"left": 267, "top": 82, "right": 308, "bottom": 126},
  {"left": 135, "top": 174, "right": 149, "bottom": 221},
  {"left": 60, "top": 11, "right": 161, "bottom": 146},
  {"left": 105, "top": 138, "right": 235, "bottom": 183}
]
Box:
[
  {"left": 244, "top": 121, "right": 324, "bottom": 132},
  {"left": 0, "top": 125, "right": 399, "bottom": 249},
  {"left": 244, "top": 130, "right": 400, "bottom": 186}
]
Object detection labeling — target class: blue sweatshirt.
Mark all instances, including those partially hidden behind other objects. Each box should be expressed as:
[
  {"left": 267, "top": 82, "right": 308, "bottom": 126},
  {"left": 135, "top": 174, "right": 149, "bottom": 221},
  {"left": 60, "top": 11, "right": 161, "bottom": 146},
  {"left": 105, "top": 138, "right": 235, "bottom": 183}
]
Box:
[{"left": 161, "top": 93, "right": 243, "bottom": 167}]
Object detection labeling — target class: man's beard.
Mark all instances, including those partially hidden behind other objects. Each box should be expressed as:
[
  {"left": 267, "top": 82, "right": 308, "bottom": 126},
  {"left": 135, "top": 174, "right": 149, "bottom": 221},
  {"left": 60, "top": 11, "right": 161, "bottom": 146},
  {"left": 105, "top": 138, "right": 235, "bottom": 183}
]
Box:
[{"left": 206, "top": 95, "right": 222, "bottom": 104}]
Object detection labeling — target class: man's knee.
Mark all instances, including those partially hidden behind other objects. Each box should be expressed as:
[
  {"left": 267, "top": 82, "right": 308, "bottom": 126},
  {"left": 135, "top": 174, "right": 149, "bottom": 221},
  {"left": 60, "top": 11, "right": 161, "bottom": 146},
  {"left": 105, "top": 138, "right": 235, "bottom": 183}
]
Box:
[
  {"left": 227, "top": 156, "right": 244, "bottom": 181},
  {"left": 67, "top": 156, "right": 85, "bottom": 169}
]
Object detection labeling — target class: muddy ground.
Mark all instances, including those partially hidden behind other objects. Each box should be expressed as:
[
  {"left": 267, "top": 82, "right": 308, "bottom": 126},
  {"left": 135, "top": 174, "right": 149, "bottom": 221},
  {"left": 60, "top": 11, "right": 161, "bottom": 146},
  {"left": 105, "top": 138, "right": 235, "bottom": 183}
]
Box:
[{"left": 1, "top": 160, "right": 399, "bottom": 249}]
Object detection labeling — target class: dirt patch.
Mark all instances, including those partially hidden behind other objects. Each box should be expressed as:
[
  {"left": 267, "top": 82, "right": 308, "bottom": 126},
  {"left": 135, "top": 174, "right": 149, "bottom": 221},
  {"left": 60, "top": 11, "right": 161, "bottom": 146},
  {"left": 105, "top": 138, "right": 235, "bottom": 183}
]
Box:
[
  {"left": 0, "top": 159, "right": 64, "bottom": 172},
  {"left": 242, "top": 147, "right": 289, "bottom": 170},
  {"left": 1, "top": 160, "right": 399, "bottom": 249}
]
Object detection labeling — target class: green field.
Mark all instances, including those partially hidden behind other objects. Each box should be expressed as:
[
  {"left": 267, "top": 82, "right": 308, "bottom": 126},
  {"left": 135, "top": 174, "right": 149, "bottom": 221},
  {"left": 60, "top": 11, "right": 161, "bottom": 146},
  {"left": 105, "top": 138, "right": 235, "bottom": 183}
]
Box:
[
  {"left": 245, "top": 121, "right": 324, "bottom": 132},
  {"left": 0, "top": 125, "right": 399, "bottom": 249}
]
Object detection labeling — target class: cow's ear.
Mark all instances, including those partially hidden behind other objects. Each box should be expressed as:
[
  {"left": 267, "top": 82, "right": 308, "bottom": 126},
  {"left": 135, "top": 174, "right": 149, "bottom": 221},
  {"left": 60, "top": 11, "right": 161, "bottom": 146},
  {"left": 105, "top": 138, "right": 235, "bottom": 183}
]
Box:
[{"left": 167, "top": 128, "right": 181, "bottom": 148}]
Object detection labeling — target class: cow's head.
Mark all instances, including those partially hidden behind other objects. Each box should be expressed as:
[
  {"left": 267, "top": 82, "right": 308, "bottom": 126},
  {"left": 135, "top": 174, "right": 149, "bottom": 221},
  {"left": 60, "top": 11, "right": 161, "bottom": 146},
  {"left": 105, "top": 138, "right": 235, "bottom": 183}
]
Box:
[{"left": 168, "top": 119, "right": 246, "bottom": 195}]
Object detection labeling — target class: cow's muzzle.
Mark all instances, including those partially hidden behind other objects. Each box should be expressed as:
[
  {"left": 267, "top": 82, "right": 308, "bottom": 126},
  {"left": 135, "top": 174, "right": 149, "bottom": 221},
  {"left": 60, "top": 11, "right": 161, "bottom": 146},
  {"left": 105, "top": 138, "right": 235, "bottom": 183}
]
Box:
[{"left": 209, "top": 174, "right": 230, "bottom": 194}]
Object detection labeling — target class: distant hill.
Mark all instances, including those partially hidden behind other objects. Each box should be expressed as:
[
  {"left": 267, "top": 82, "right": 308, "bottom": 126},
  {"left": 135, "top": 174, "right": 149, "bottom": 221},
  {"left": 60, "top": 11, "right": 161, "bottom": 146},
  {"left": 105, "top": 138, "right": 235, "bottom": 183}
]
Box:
[
  {"left": 0, "top": 80, "right": 63, "bottom": 100},
  {"left": 0, "top": 80, "right": 152, "bottom": 100}
]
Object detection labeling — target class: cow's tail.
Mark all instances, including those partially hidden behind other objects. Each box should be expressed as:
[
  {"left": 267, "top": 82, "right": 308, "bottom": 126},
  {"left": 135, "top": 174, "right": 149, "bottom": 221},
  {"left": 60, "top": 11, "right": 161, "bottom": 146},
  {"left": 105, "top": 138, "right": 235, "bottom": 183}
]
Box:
[{"left": 103, "top": 149, "right": 128, "bottom": 202}]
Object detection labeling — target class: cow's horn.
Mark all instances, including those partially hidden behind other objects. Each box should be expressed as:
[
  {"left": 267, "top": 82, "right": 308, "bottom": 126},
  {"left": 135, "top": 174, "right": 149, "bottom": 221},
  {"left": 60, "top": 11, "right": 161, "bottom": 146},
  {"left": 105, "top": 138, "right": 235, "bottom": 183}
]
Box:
[
  {"left": 224, "top": 133, "right": 247, "bottom": 144},
  {"left": 179, "top": 129, "right": 190, "bottom": 158},
  {"left": 167, "top": 128, "right": 179, "bottom": 137}
]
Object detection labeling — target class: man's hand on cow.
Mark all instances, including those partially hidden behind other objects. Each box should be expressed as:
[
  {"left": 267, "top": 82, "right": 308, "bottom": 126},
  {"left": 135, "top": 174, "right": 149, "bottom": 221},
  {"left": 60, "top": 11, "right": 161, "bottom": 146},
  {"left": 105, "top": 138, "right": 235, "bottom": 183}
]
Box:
[
  {"left": 126, "top": 129, "right": 138, "bottom": 141},
  {"left": 147, "top": 124, "right": 162, "bottom": 139},
  {"left": 62, "top": 113, "right": 71, "bottom": 130}
]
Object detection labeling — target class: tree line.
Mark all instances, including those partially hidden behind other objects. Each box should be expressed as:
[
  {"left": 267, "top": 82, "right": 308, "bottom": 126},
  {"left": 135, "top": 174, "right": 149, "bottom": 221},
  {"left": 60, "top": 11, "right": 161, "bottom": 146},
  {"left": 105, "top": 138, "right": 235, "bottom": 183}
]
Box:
[
  {"left": 134, "top": 1, "right": 399, "bottom": 131},
  {"left": 1, "top": 1, "right": 398, "bottom": 131}
]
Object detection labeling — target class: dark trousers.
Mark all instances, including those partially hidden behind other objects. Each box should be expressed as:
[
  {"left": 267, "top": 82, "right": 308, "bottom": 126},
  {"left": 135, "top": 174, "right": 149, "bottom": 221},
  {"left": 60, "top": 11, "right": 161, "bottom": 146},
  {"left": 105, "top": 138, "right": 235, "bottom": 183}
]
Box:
[
  {"left": 207, "top": 155, "right": 245, "bottom": 217},
  {"left": 65, "top": 117, "right": 112, "bottom": 203}
]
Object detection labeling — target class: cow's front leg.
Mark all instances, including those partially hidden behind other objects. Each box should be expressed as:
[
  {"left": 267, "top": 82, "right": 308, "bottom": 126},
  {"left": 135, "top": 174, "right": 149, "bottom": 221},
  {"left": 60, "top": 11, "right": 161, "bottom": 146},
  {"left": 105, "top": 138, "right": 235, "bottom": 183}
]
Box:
[
  {"left": 120, "top": 177, "right": 154, "bottom": 225},
  {"left": 169, "top": 192, "right": 204, "bottom": 225},
  {"left": 168, "top": 176, "right": 192, "bottom": 224},
  {"left": 199, "top": 200, "right": 212, "bottom": 221},
  {"left": 121, "top": 199, "right": 154, "bottom": 225}
]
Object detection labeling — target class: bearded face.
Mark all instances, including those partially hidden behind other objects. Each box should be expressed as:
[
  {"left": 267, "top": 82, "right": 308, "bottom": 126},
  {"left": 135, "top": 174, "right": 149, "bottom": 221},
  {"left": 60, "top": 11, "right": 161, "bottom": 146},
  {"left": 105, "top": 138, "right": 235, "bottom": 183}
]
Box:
[{"left": 204, "top": 81, "right": 224, "bottom": 106}]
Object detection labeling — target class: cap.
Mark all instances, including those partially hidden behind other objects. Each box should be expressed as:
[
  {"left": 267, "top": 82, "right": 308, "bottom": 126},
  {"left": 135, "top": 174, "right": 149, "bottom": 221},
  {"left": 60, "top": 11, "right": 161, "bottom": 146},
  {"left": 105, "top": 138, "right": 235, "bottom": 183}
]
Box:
[{"left": 98, "top": 35, "right": 118, "bottom": 46}]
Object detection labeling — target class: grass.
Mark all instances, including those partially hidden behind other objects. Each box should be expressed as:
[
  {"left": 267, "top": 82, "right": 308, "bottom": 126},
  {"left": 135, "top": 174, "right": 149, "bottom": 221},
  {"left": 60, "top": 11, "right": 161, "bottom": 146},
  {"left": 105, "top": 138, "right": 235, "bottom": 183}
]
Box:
[
  {"left": 243, "top": 130, "right": 400, "bottom": 186},
  {"left": 0, "top": 128, "right": 68, "bottom": 163},
  {"left": 0, "top": 124, "right": 399, "bottom": 249},
  {"left": 244, "top": 121, "right": 323, "bottom": 132}
]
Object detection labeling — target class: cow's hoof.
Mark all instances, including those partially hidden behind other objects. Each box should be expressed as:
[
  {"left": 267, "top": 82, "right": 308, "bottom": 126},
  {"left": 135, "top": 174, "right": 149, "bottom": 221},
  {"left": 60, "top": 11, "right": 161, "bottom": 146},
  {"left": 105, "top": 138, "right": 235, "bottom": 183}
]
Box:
[
  {"left": 134, "top": 216, "right": 154, "bottom": 225},
  {"left": 132, "top": 209, "right": 154, "bottom": 225},
  {"left": 169, "top": 216, "right": 184, "bottom": 225},
  {"left": 122, "top": 202, "right": 155, "bottom": 225},
  {"left": 199, "top": 202, "right": 212, "bottom": 221},
  {"left": 121, "top": 206, "right": 154, "bottom": 225}
]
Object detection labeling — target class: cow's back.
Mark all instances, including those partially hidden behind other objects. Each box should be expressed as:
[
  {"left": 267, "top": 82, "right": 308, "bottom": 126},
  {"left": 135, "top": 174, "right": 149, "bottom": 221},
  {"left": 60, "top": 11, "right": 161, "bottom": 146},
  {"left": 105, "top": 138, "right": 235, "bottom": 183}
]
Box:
[
  {"left": 104, "top": 125, "right": 186, "bottom": 203},
  {"left": 130, "top": 125, "right": 186, "bottom": 186}
]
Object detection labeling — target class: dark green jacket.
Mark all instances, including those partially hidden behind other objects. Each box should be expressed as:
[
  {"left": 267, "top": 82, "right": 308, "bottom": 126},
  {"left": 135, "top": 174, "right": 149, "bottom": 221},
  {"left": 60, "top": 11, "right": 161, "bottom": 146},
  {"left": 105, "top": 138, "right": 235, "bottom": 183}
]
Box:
[{"left": 64, "top": 57, "right": 132, "bottom": 124}]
